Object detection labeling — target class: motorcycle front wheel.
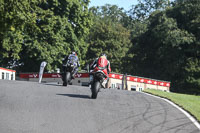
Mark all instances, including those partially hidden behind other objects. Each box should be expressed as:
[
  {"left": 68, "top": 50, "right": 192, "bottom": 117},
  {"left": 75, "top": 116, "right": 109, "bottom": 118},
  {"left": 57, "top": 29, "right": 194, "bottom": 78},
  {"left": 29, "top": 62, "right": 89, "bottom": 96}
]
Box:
[{"left": 91, "top": 81, "right": 100, "bottom": 99}]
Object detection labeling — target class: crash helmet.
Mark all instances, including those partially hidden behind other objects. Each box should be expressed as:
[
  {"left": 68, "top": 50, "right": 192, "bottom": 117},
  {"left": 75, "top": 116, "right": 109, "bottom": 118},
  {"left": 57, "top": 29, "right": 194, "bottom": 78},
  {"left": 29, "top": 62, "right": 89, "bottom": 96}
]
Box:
[
  {"left": 72, "top": 51, "right": 77, "bottom": 56},
  {"left": 100, "top": 53, "right": 107, "bottom": 58}
]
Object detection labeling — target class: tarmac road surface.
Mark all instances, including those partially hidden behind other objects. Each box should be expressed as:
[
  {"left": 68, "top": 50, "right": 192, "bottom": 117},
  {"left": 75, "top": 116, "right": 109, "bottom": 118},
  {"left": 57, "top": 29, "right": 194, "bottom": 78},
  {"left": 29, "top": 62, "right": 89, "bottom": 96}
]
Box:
[{"left": 0, "top": 80, "right": 199, "bottom": 133}]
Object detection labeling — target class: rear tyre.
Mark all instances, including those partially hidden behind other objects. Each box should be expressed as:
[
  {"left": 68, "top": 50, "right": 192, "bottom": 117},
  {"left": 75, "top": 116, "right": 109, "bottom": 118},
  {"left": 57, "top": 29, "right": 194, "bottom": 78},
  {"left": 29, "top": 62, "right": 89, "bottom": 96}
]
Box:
[
  {"left": 91, "top": 81, "right": 100, "bottom": 99},
  {"left": 63, "top": 82, "right": 67, "bottom": 86},
  {"left": 62, "top": 72, "right": 67, "bottom": 86},
  {"left": 66, "top": 72, "right": 71, "bottom": 84},
  {"left": 63, "top": 72, "right": 71, "bottom": 86}
]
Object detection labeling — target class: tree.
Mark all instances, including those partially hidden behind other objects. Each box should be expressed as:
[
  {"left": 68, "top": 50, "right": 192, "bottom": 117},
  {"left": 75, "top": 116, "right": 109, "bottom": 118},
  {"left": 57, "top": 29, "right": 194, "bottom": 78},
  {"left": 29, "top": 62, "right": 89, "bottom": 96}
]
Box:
[
  {"left": 0, "top": 0, "right": 42, "bottom": 68},
  {"left": 0, "top": 0, "right": 92, "bottom": 72},
  {"left": 87, "top": 5, "right": 131, "bottom": 73},
  {"left": 128, "top": 0, "right": 171, "bottom": 21},
  {"left": 169, "top": 0, "right": 200, "bottom": 94},
  {"left": 127, "top": 0, "right": 200, "bottom": 94}
]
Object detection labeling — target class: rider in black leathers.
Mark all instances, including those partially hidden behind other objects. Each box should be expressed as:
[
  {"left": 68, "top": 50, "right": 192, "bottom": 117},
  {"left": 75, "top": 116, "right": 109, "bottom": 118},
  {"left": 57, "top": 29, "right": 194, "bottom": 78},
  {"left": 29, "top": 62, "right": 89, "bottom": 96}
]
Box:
[{"left": 62, "top": 51, "right": 80, "bottom": 79}]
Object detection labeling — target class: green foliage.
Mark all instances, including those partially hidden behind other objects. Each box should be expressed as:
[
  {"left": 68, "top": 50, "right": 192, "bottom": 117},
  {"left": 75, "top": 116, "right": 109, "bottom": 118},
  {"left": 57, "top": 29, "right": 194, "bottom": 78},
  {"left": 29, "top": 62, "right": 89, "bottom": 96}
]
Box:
[
  {"left": 0, "top": 0, "right": 92, "bottom": 72},
  {"left": 128, "top": 0, "right": 200, "bottom": 94},
  {"left": 128, "top": 0, "right": 170, "bottom": 21},
  {"left": 165, "top": 0, "right": 200, "bottom": 93},
  {"left": 0, "top": 0, "right": 41, "bottom": 67},
  {"left": 87, "top": 5, "right": 131, "bottom": 73}
]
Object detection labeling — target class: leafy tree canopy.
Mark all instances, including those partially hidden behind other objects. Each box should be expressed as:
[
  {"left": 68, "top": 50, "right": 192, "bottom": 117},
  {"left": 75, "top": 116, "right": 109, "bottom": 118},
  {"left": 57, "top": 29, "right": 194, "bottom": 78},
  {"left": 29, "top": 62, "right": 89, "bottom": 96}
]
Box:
[
  {"left": 87, "top": 5, "right": 131, "bottom": 73},
  {"left": 0, "top": 0, "right": 92, "bottom": 72},
  {"left": 128, "top": 0, "right": 200, "bottom": 94}
]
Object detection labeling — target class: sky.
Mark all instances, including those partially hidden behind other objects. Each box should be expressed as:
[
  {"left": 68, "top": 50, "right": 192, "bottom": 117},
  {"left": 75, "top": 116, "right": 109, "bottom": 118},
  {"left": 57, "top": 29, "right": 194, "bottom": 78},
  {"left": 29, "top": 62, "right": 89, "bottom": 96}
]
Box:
[{"left": 89, "top": 0, "right": 139, "bottom": 11}]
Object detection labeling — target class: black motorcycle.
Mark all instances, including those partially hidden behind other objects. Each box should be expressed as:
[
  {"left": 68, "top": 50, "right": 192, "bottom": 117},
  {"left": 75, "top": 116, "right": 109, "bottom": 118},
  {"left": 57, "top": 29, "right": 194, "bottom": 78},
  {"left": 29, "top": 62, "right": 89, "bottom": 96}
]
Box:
[
  {"left": 62, "top": 60, "right": 76, "bottom": 86},
  {"left": 90, "top": 70, "right": 108, "bottom": 99}
]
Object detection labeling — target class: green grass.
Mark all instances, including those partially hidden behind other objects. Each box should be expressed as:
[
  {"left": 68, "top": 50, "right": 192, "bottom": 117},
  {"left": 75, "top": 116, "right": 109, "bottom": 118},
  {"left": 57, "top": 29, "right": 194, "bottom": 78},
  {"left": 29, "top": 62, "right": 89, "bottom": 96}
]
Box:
[{"left": 143, "top": 89, "right": 200, "bottom": 122}]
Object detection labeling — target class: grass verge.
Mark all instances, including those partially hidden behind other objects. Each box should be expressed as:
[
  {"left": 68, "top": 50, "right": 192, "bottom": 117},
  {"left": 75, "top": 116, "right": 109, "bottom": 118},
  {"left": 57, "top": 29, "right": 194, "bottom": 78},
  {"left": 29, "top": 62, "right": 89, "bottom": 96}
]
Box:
[{"left": 143, "top": 89, "right": 200, "bottom": 122}]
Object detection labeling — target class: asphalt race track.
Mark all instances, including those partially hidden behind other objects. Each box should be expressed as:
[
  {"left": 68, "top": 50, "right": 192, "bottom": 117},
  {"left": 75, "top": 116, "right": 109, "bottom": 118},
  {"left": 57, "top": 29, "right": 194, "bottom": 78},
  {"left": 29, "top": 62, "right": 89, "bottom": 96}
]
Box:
[{"left": 0, "top": 80, "right": 199, "bottom": 133}]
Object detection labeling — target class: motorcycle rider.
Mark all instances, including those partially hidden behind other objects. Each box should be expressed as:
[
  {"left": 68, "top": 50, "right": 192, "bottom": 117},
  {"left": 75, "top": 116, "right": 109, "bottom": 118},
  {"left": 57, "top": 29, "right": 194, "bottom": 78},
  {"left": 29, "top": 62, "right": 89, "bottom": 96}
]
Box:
[
  {"left": 62, "top": 51, "right": 80, "bottom": 79},
  {"left": 90, "top": 53, "right": 111, "bottom": 80}
]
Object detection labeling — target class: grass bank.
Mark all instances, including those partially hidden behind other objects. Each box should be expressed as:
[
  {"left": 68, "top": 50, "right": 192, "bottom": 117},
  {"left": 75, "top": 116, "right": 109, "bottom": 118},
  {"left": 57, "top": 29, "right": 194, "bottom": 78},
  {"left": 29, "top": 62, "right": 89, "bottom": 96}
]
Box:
[{"left": 143, "top": 89, "right": 200, "bottom": 122}]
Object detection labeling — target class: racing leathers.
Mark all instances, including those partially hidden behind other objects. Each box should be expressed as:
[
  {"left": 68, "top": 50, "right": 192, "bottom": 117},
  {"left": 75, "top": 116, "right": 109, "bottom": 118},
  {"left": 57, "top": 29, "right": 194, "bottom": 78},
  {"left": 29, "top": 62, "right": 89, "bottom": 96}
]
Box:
[
  {"left": 90, "top": 55, "right": 111, "bottom": 79},
  {"left": 62, "top": 53, "right": 80, "bottom": 78}
]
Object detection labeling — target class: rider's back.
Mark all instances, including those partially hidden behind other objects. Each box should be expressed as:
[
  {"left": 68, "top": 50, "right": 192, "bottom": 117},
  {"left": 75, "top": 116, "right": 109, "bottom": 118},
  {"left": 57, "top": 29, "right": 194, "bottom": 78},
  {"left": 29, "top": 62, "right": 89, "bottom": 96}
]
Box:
[
  {"left": 97, "top": 56, "right": 108, "bottom": 69},
  {"left": 68, "top": 54, "right": 78, "bottom": 65}
]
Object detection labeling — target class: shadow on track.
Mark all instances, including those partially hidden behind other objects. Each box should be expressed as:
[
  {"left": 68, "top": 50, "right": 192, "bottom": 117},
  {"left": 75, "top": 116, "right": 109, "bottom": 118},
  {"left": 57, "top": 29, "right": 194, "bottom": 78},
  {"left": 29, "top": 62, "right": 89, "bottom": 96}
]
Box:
[
  {"left": 56, "top": 93, "right": 91, "bottom": 99},
  {"left": 43, "top": 83, "right": 61, "bottom": 86}
]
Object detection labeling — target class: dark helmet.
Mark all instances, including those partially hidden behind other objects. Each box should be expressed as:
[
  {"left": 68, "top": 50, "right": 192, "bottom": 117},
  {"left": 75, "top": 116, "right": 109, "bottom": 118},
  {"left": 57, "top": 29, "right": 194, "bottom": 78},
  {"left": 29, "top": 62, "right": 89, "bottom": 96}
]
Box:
[{"left": 100, "top": 53, "right": 107, "bottom": 58}]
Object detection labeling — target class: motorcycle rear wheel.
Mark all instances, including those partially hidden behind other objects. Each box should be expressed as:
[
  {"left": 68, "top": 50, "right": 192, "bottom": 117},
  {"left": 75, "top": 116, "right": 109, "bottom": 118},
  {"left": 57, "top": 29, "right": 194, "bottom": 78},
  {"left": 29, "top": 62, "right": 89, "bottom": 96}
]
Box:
[
  {"left": 91, "top": 81, "right": 100, "bottom": 99},
  {"left": 63, "top": 72, "right": 71, "bottom": 86}
]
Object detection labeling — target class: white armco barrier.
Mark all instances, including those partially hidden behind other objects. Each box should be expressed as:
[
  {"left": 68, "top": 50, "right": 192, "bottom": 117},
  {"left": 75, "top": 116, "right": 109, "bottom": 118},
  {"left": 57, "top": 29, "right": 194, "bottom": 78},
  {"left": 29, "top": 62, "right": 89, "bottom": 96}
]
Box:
[{"left": 39, "top": 61, "right": 47, "bottom": 83}]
